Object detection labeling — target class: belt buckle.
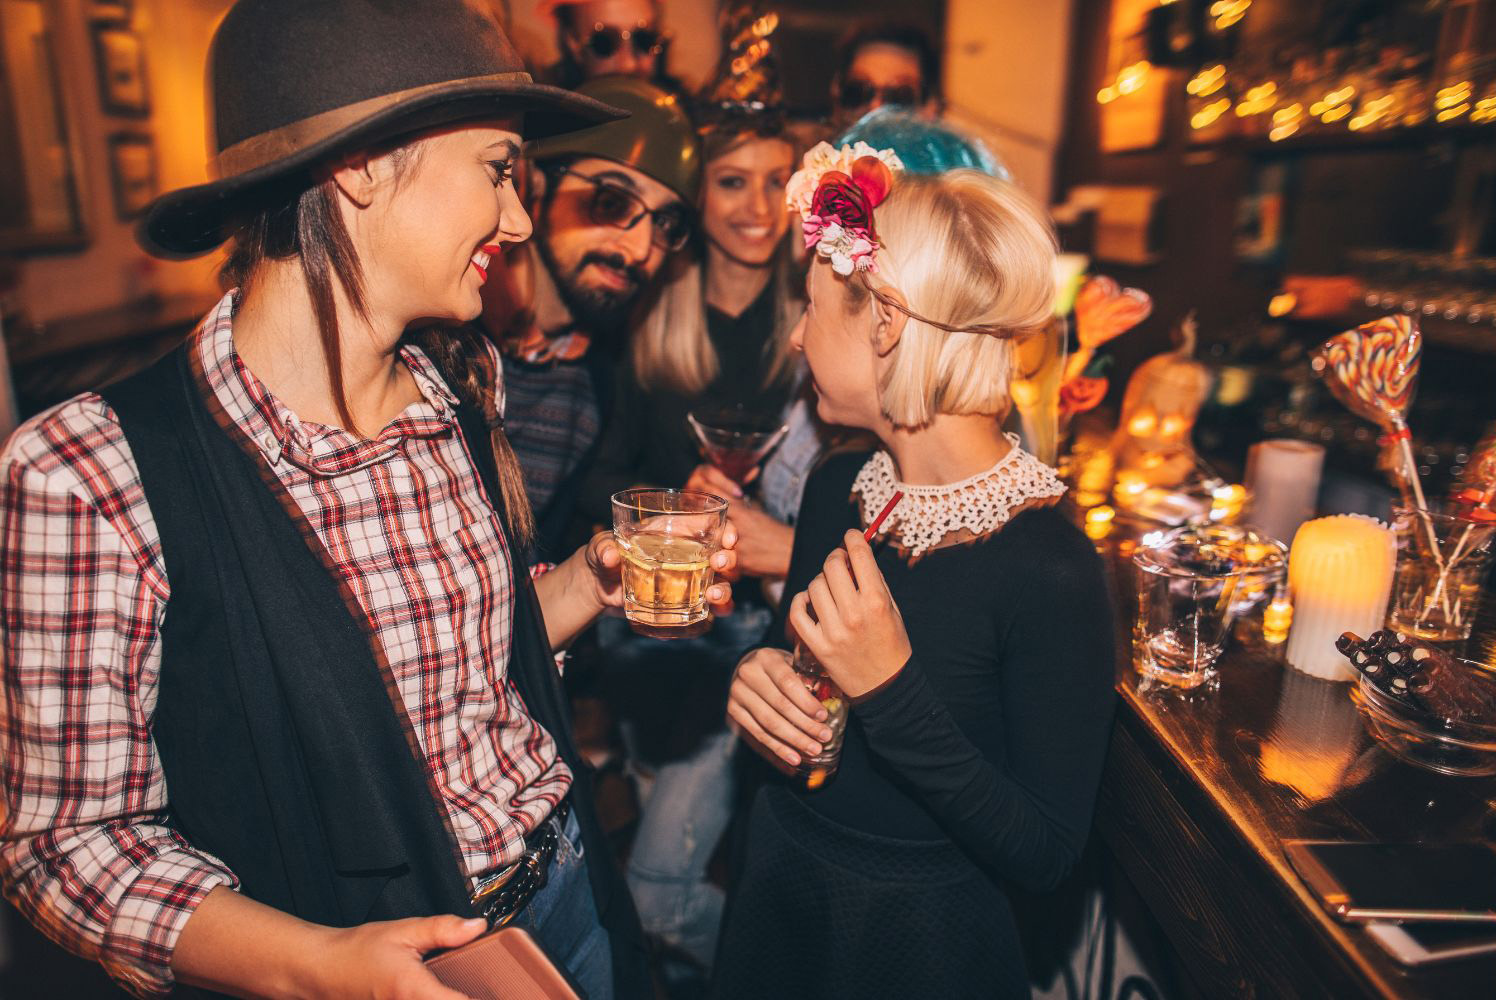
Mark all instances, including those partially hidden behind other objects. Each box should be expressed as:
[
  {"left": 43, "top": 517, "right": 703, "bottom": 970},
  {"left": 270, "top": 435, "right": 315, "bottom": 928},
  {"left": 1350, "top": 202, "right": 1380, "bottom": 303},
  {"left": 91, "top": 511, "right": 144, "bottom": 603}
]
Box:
[
  {"left": 471, "top": 850, "right": 550, "bottom": 929},
  {"left": 469, "top": 806, "right": 566, "bottom": 928},
  {"left": 471, "top": 861, "right": 521, "bottom": 910}
]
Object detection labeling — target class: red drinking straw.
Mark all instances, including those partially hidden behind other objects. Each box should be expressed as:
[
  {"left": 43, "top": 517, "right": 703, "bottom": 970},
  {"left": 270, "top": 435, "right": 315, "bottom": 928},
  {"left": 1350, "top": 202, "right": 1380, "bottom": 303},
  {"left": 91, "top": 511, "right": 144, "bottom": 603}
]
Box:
[{"left": 864, "top": 490, "right": 904, "bottom": 542}]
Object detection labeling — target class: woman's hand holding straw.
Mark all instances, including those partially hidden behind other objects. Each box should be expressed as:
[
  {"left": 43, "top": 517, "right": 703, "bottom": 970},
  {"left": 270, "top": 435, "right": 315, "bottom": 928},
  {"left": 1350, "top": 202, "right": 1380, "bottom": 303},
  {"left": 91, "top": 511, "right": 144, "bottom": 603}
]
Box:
[{"left": 726, "top": 491, "right": 906, "bottom": 770}]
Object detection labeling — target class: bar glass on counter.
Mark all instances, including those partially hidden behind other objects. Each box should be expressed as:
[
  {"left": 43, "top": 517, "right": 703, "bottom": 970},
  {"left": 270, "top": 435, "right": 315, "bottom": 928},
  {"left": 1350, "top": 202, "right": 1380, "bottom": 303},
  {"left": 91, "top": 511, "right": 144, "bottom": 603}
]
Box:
[
  {"left": 791, "top": 641, "right": 848, "bottom": 790},
  {"left": 1132, "top": 524, "right": 1283, "bottom": 689},
  {"left": 1386, "top": 505, "right": 1495, "bottom": 642},
  {"left": 612, "top": 488, "right": 728, "bottom": 638}
]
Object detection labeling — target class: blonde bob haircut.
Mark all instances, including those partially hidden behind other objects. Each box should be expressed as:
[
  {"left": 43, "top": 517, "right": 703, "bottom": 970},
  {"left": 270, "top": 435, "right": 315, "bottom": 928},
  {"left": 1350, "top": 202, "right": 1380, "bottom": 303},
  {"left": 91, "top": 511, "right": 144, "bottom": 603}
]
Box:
[{"left": 846, "top": 169, "right": 1057, "bottom": 430}]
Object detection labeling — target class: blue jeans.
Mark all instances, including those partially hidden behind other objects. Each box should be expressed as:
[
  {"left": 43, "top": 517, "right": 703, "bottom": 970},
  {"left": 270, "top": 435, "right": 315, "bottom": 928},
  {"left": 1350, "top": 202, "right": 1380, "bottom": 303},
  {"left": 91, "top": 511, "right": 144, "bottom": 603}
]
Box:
[
  {"left": 625, "top": 728, "right": 737, "bottom": 969},
  {"left": 513, "top": 808, "right": 613, "bottom": 1000},
  {"left": 596, "top": 607, "right": 772, "bottom": 970}
]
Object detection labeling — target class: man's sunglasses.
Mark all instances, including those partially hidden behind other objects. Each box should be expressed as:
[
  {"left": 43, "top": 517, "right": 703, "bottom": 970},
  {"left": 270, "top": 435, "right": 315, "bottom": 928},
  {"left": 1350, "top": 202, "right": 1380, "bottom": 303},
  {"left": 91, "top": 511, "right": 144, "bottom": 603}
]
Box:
[
  {"left": 553, "top": 165, "right": 692, "bottom": 252},
  {"left": 581, "top": 22, "right": 664, "bottom": 59},
  {"left": 838, "top": 78, "right": 922, "bottom": 110}
]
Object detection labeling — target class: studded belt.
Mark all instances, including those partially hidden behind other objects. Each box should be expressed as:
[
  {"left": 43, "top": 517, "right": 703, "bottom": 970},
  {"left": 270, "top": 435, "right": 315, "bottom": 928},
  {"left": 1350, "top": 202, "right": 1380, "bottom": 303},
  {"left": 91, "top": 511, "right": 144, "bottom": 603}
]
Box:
[{"left": 469, "top": 797, "right": 572, "bottom": 929}]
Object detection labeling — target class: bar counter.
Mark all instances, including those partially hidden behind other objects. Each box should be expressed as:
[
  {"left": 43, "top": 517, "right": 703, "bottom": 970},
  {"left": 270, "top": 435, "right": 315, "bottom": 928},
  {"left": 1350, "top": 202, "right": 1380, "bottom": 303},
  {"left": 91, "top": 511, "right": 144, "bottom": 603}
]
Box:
[{"left": 1090, "top": 526, "right": 1496, "bottom": 1000}]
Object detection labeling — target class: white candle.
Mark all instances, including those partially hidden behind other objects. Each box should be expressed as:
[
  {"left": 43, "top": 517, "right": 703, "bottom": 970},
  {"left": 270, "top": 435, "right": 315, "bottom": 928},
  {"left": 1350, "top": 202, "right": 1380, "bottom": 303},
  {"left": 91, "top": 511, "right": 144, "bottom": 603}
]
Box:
[
  {"left": 1246, "top": 439, "right": 1325, "bottom": 547},
  {"left": 1285, "top": 514, "right": 1396, "bottom": 681}
]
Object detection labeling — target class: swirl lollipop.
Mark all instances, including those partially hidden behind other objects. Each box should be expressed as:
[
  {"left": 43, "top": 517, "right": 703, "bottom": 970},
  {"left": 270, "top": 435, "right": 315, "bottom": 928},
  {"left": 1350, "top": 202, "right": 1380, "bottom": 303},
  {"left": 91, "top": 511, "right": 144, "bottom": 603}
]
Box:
[
  {"left": 1312, "top": 315, "right": 1427, "bottom": 512},
  {"left": 1063, "top": 275, "right": 1152, "bottom": 383}
]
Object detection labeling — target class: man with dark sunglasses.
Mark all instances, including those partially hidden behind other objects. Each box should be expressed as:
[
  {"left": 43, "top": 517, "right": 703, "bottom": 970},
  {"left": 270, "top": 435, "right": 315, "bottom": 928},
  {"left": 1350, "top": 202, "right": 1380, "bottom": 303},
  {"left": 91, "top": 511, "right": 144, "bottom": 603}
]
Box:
[
  {"left": 831, "top": 21, "right": 943, "bottom": 130},
  {"left": 476, "top": 76, "right": 700, "bottom": 561},
  {"left": 543, "top": 0, "right": 679, "bottom": 91}
]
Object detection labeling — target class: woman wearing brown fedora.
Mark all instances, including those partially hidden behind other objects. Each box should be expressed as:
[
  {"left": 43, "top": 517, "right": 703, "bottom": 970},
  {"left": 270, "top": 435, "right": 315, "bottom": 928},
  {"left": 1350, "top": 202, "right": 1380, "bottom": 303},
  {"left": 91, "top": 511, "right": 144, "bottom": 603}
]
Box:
[{"left": 0, "top": 2, "right": 738, "bottom": 998}]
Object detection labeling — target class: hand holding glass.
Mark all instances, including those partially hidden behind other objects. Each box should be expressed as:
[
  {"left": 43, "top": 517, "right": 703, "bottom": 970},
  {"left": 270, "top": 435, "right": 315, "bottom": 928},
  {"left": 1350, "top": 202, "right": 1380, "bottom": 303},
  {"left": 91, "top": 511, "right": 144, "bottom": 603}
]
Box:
[
  {"left": 611, "top": 488, "right": 728, "bottom": 638},
  {"left": 789, "top": 490, "right": 903, "bottom": 789}
]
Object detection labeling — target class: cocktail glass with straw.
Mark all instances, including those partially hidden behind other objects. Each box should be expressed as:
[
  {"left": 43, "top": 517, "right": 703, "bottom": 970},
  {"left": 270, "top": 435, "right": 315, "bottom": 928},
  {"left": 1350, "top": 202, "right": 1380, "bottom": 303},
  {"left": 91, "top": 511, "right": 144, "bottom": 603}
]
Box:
[
  {"left": 687, "top": 405, "right": 789, "bottom": 486},
  {"left": 792, "top": 490, "right": 904, "bottom": 790}
]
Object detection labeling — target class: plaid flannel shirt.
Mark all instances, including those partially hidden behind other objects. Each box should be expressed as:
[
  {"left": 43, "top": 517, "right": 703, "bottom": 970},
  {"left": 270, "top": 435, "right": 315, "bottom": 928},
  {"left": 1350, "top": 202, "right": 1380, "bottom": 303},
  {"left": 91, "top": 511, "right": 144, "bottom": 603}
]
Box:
[{"left": 0, "top": 293, "right": 570, "bottom": 995}]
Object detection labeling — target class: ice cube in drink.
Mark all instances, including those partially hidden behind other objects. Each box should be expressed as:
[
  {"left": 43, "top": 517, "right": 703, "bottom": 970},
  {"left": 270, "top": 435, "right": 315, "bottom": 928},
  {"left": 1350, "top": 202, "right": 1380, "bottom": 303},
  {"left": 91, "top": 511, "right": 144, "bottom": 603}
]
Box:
[
  {"left": 611, "top": 488, "right": 727, "bottom": 639},
  {"left": 619, "top": 533, "right": 713, "bottom": 637}
]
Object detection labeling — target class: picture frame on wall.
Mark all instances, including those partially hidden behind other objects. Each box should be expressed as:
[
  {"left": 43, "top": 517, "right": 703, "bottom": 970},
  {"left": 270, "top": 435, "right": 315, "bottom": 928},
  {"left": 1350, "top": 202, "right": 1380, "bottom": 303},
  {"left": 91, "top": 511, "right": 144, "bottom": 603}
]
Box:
[
  {"left": 107, "top": 132, "right": 157, "bottom": 219},
  {"left": 0, "top": 0, "right": 91, "bottom": 251},
  {"left": 91, "top": 24, "right": 149, "bottom": 115}
]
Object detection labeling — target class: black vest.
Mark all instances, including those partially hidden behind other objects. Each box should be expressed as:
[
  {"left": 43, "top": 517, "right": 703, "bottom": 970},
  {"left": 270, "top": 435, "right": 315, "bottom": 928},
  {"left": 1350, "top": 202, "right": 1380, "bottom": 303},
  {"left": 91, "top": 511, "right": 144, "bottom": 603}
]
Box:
[{"left": 100, "top": 345, "right": 646, "bottom": 995}]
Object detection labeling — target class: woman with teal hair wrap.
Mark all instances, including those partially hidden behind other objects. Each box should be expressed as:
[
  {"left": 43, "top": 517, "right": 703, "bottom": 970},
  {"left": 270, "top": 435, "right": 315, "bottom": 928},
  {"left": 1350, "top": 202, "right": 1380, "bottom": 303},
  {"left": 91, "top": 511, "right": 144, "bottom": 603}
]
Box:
[
  {"left": 834, "top": 108, "right": 1069, "bottom": 463},
  {"left": 834, "top": 105, "right": 1011, "bottom": 179}
]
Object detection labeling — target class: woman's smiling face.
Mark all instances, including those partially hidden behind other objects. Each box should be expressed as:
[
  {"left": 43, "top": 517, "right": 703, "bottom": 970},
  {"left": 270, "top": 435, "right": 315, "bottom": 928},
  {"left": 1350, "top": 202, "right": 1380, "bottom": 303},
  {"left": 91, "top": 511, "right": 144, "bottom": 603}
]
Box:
[
  {"left": 700, "top": 136, "right": 795, "bottom": 268},
  {"left": 355, "top": 121, "right": 533, "bottom": 327}
]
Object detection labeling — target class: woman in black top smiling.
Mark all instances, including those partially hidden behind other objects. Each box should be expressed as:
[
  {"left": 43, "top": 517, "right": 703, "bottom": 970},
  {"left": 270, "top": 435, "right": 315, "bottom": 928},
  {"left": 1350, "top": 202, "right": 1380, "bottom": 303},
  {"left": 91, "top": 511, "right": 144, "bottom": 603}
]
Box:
[
  {"left": 578, "top": 41, "right": 807, "bottom": 979},
  {"left": 581, "top": 101, "right": 802, "bottom": 583},
  {"left": 716, "top": 158, "right": 1116, "bottom": 997}
]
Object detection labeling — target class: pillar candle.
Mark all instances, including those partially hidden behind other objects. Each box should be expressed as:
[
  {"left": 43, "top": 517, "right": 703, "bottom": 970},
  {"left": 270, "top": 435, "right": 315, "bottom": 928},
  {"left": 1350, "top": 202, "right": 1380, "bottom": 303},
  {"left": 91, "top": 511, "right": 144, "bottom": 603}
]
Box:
[
  {"left": 1246, "top": 439, "right": 1325, "bottom": 546},
  {"left": 1285, "top": 515, "right": 1396, "bottom": 681}
]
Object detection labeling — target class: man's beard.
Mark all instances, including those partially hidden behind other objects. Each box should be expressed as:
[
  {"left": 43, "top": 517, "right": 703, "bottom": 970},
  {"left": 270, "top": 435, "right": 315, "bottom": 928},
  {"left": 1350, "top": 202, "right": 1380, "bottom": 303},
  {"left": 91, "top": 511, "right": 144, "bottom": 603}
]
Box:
[{"left": 535, "top": 231, "right": 649, "bottom": 336}]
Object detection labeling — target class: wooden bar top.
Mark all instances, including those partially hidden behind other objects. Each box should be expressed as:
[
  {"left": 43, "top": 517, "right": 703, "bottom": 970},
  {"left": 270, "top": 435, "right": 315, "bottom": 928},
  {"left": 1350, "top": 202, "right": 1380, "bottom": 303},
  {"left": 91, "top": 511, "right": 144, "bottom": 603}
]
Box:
[{"left": 1090, "top": 522, "right": 1496, "bottom": 999}]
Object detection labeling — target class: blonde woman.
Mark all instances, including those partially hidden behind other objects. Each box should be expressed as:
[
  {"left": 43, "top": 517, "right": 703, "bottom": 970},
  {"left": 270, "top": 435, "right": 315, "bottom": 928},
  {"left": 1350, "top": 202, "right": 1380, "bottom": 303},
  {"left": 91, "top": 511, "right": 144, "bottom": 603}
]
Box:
[
  {"left": 716, "top": 164, "right": 1116, "bottom": 997},
  {"left": 575, "top": 102, "right": 804, "bottom": 982},
  {"left": 580, "top": 124, "right": 802, "bottom": 581}
]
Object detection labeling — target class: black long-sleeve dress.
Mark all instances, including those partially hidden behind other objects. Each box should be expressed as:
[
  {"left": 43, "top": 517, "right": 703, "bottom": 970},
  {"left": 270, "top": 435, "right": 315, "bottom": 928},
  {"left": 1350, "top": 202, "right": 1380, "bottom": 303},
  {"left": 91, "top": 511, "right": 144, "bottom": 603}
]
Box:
[
  {"left": 714, "top": 451, "right": 1117, "bottom": 999},
  {"left": 579, "top": 283, "right": 795, "bottom": 526}
]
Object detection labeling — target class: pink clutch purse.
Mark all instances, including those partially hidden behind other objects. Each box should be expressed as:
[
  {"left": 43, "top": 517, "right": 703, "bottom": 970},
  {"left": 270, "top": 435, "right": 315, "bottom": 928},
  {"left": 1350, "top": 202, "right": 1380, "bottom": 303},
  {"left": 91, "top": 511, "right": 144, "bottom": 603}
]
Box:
[{"left": 425, "top": 926, "right": 584, "bottom": 999}]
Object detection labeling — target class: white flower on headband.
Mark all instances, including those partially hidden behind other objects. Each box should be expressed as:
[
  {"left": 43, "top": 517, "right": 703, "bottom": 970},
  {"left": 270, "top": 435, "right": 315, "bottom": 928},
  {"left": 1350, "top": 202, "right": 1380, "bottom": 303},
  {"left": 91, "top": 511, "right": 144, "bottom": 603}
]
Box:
[{"left": 811, "top": 221, "right": 875, "bottom": 275}]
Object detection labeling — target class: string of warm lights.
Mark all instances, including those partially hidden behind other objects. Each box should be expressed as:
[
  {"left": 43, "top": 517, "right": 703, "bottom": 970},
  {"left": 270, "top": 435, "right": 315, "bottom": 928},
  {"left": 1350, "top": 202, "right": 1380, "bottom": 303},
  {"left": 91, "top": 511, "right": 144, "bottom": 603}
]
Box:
[
  {"left": 1097, "top": 60, "right": 1152, "bottom": 105},
  {"left": 1096, "top": 0, "right": 1496, "bottom": 141}
]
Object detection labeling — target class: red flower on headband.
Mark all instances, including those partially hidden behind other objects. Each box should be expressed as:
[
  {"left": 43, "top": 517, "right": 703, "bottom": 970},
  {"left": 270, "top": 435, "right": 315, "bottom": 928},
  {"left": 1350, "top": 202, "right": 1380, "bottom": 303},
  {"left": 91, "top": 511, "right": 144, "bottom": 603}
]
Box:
[
  {"left": 850, "top": 155, "right": 894, "bottom": 205},
  {"left": 803, "top": 156, "right": 898, "bottom": 274},
  {"left": 810, "top": 156, "right": 894, "bottom": 235},
  {"left": 811, "top": 172, "right": 869, "bottom": 231}
]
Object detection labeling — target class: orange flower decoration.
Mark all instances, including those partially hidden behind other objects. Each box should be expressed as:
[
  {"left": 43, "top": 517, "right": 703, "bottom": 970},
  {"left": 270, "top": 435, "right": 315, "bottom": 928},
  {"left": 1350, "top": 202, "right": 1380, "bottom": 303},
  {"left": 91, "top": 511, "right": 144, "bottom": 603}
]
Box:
[{"left": 1074, "top": 275, "right": 1153, "bottom": 349}]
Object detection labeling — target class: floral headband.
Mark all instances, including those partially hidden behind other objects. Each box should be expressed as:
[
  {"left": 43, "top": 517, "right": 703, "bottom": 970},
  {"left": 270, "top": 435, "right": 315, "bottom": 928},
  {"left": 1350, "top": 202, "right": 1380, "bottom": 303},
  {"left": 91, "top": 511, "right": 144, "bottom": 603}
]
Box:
[
  {"left": 786, "top": 141, "right": 904, "bottom": 275},
  {"left": 786, "top": 141, "right": 1022, "bottom": 338}
]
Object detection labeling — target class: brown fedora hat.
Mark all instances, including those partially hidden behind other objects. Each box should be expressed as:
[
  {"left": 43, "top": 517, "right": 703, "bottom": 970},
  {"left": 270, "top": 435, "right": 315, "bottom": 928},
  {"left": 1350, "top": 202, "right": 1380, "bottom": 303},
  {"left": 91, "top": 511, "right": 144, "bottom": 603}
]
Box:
[{"left": 140, "top": 0, "right": 626, "bottom": 259}]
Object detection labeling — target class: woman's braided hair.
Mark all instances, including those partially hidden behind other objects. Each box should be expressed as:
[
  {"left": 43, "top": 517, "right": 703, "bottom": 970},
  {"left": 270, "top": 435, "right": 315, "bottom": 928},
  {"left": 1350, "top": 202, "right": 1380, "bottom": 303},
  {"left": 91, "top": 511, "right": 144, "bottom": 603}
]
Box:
[{"left": 412, "top": 325, "right": 536, "bottom": 552}]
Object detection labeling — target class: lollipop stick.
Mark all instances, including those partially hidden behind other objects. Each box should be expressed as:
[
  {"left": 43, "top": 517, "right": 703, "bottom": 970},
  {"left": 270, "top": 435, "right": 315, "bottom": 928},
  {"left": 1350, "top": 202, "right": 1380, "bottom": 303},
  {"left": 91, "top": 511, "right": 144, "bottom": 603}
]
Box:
[
  {"left": 1396, "top": 430, "right": 1433, "bottom": 520},
  {"left": 1393, "top": 427, "right": 1441, "bottom": 561},
  {"left": 1062, "top": 344, "right": 1093, "bottom": 385},
  {"left": 1424, "top": 536, "right": 1465, "bottom": 631},
  {"left": 1392, "top": 422, "right": 1454, "bottom": 623},
  {"left": 1423, "top": 513, "right": 1490, "bottom": 633}
]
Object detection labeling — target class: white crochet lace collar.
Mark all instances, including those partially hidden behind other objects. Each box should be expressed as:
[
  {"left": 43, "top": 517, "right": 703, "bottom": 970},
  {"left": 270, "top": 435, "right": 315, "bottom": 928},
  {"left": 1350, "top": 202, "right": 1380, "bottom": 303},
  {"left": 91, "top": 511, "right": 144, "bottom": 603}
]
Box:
[{"left": 852, "top": 435, "right": 1067, "bottom": 558}]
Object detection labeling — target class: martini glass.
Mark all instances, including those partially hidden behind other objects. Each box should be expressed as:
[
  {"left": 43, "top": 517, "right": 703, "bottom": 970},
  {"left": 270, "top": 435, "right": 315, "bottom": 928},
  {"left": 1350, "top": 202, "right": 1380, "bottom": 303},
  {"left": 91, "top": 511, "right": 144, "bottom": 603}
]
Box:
[{"left": 686, "top": 405, "right": 788, "bottom": 486}]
